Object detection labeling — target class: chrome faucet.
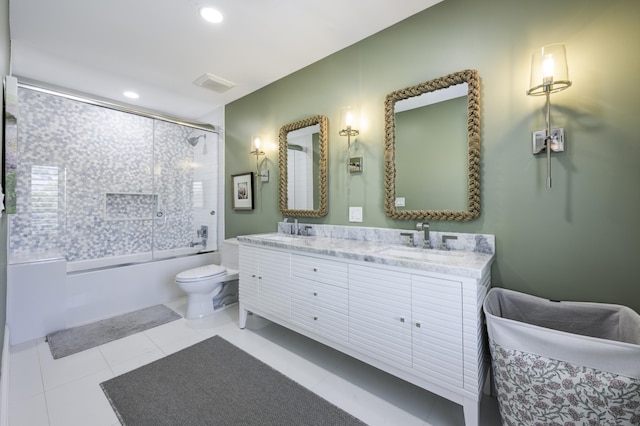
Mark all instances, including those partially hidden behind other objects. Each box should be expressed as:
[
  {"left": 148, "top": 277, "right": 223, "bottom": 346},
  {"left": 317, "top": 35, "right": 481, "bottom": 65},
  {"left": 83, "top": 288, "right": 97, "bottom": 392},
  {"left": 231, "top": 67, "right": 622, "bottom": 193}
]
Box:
[
  {"left": 416, "top": 222, "right": 430, "bottom": 249},
  {"left": 197, "top": 225, "right": 208, "bottom": 239},
  {"left": 190, "top": 225, "right": 208, "bottom": 248},
  {"left": 283, "top": 217, "right": 298, "bottom": 235}
]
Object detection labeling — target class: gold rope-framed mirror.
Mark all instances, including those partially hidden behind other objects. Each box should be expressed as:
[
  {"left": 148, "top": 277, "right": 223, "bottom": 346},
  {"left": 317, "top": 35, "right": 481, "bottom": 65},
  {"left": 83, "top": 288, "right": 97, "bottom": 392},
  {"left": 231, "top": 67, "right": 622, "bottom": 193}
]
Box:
[
  {"left": 384, "top": 69, "right": 481, "bottom": 221},
  {"left": 278, "top": 114, "right": 328, "bottom": 218}
]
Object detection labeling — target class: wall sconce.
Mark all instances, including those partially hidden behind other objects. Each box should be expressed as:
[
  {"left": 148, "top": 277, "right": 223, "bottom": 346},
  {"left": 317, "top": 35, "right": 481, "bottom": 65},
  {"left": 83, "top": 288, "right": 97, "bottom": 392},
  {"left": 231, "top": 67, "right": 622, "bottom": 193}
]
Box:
[
  {"left": 250, "top": 135, "right": 266, "bottom": 175},
  {"left": 339, "top": 106, "right": 362, "bottom": 173},
  {"left": 250, "top": 135, "right": 265, "bottom": 156},
  {"left": 526, "top": 43, "right": 572, "bottom": 188}
]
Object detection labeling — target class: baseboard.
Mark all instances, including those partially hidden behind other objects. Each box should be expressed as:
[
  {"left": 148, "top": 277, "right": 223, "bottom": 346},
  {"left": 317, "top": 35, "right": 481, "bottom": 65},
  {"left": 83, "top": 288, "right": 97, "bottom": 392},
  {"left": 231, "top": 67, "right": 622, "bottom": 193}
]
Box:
[{"left": 0, "top": 325, "right": 10, "bottom": 426}]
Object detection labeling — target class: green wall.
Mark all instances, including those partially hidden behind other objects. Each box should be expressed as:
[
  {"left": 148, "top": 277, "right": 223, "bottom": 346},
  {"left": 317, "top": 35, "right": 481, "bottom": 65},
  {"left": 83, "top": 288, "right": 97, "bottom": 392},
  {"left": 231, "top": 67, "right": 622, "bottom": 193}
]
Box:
[{"left": 225, "top": 0, "right": 640, "bottom": 312}]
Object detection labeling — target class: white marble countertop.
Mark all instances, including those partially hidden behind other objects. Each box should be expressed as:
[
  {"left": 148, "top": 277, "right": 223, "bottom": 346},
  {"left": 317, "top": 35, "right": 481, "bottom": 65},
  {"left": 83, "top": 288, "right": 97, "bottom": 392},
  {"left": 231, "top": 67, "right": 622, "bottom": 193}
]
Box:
[{"left": 237, "top": 232, "right": 494, "bottom": 279}]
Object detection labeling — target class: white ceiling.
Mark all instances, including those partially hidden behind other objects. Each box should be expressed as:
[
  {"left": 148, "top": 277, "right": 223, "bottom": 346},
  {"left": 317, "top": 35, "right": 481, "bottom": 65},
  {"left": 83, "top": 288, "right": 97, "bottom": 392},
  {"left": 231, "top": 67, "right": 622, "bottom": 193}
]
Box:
[{"left": 9, "top": 0, "right": 443, "bottom": 122}]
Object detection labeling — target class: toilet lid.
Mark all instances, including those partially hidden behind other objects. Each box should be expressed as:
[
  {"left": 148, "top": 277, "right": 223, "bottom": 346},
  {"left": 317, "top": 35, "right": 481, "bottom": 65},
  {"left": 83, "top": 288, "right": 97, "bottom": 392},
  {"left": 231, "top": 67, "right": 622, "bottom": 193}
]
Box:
[{"left": 176, "top": 264, "right": 227, "bottom": 282}]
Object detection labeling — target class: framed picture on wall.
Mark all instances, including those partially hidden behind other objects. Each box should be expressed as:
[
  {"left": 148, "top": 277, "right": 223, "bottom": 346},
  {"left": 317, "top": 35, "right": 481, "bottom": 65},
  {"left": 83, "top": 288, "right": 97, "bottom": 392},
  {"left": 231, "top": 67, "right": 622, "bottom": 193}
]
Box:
[{"left": 231, "top": 172, "right": 254, "bottom": 210}]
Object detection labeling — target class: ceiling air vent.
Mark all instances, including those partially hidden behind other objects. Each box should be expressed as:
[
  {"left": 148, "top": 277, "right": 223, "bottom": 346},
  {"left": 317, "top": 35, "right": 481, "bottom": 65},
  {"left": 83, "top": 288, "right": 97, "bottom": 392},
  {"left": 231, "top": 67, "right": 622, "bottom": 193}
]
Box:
[{"left": 193, "top": 73, "right": 236, "bottom": 93}]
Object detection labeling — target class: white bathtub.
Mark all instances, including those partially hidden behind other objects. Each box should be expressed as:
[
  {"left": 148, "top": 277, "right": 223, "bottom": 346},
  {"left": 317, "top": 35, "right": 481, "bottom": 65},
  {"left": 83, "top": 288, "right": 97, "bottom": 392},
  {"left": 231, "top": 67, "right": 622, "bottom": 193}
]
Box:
[{"left": 8, "top": 249, "right": 217, "bottom": 345}]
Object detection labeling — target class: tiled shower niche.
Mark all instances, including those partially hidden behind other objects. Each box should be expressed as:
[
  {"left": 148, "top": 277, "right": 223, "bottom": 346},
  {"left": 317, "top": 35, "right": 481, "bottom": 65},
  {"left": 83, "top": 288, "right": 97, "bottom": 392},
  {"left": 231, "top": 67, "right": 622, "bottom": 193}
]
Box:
[
  {"left": 105, "top": 193, "right": 158, "bottom": 221},
  {"left": 9, "top": 87, "right": 219, "bottom": 267}
]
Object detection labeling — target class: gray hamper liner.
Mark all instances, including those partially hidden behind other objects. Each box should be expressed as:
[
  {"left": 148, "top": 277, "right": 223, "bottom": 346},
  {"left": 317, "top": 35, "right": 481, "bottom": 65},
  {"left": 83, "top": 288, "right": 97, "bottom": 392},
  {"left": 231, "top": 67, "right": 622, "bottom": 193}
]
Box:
[{"left": 483, "top": 288, "right": 640, "bottom": 425}]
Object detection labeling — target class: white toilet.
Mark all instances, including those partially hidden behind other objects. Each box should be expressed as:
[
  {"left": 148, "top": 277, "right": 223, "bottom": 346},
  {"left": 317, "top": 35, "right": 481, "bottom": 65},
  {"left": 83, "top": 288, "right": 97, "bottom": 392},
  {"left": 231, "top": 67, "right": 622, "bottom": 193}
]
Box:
[{"left": 176, "top": 238, "right": 239, "bottom": 320}]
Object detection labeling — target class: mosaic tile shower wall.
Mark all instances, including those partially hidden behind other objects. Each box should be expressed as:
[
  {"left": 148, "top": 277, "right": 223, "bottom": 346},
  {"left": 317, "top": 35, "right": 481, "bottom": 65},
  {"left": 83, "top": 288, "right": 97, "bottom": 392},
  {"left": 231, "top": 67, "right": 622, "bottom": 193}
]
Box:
[{"left": 9, "top": 88, "right": 218, "bottom": 264}]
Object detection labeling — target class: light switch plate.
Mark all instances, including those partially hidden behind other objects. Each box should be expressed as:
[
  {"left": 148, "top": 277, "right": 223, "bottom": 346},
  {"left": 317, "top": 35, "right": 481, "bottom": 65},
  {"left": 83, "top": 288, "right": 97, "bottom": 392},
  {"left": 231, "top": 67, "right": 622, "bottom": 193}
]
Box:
[
  {"left": 395, "top": 197, "right": 405, "bottom": 207},
  {"left": 349, "top": 207, "right": 363, "bottom": 222},
  {"left": 259, "top": 170, "right": 269, "bottom": 182}
]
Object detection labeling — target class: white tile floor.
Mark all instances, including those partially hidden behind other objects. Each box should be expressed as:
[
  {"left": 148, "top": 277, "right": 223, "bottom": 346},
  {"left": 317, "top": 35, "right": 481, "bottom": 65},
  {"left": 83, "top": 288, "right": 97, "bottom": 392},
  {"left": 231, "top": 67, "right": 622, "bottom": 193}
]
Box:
[{"left": 9, "top": 298, "right": 502, "bottom": 426}]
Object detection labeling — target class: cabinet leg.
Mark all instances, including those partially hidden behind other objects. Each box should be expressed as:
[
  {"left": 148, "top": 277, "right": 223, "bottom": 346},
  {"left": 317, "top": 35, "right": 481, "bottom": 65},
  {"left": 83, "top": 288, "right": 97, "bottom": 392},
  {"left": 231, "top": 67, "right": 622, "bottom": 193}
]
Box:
[
  {"left": 463, "top": 397, "right": 479, "bottom": 426},
  {"left": 239, "top": 303, "right": 248, "bottom": 329}
]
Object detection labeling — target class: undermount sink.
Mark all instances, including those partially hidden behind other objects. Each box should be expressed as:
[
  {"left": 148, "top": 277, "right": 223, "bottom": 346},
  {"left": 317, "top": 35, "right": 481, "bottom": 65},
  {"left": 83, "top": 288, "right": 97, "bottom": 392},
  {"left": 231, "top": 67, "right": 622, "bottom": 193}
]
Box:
[
  {"left": 375, "top": 246, "right": 465, "bottom": 262},
  {"left": 254, "top": 233, "right": 309, "bottom": 242}
]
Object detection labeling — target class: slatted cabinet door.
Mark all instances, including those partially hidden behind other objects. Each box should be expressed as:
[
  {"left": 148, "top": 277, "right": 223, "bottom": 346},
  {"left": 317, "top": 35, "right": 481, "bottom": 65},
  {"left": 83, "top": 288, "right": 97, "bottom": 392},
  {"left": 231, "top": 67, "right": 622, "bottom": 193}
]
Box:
[
  {"left": 239, "top": 244, "right": 260, "bottom": 307},
  {"left": 348, "top": 264, "right": 413, "bottom": 368},
  {"left": 257, "top": 248, "right": 292, "bottom": 322},
  {"left": 411, "top": 274, "right": 464, "bottom": 389},
  {"left": 239, "top": 245, "right": 291, "bottom": 322}
]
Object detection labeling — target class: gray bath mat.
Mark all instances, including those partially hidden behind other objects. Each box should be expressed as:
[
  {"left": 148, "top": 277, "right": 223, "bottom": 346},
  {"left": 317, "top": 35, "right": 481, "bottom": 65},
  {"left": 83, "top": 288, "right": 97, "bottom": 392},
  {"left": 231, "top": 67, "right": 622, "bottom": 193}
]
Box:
[
  {"left": 100, "top": 335, "right": 366, "bottom": 426},
  {"left": 47, "top": 305, "right": 181, "bottom": 359}
]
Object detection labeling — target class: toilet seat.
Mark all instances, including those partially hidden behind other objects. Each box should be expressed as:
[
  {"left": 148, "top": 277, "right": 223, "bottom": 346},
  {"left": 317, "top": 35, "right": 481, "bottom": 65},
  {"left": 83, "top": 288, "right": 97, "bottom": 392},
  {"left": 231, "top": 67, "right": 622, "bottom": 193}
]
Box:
[{"left": 176, "top": 264, "right": 227, "bottom": 283}]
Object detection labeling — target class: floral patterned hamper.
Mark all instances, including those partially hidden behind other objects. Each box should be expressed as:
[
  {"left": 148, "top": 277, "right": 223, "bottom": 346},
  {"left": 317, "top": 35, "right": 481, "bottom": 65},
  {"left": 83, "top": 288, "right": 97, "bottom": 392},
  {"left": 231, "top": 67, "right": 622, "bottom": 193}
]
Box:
[{"left": 483, "top": 288, "right": 640, "bottom": 425}]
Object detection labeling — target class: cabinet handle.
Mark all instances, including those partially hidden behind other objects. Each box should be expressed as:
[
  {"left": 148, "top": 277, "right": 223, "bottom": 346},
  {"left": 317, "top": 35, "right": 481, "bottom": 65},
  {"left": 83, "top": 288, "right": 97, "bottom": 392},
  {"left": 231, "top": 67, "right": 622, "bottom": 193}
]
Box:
[
  {"left": 313, "top": 292, "right": 318, "bottom": 296},
  {"left": 251, "top": 274, "right": 256, "bottom": 278},
  {"left": 258, "top": 276, "right": 262, "bottom": 280},
  {"left": 400, "top": 317, "right": 406, "bottom": 323},
  {"left": 313, "top": 267, "right": 319, "bottom": 272},
  {"left": 313, "top": 316, "right": 318, "bottom": 321},
  {"left": 415, "top": 322, "right": 421, "bottom": 328}
]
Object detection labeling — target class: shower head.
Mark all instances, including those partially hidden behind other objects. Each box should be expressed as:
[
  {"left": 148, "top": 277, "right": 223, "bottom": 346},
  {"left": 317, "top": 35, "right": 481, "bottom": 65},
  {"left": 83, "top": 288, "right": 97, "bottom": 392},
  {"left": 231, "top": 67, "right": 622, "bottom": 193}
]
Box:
[{"left": 188, "top": 134, "right": 206, "bottom": 146}]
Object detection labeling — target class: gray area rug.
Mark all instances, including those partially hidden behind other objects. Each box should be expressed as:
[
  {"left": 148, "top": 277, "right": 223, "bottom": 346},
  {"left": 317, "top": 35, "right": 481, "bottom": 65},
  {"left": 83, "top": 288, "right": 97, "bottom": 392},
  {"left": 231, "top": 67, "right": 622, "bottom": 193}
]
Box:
[
  {"left": 47, "top": 305, "right": 181, "bottom": 359},
  {"left": 100, "top": 335, "right": 366, "bottom": 426}
]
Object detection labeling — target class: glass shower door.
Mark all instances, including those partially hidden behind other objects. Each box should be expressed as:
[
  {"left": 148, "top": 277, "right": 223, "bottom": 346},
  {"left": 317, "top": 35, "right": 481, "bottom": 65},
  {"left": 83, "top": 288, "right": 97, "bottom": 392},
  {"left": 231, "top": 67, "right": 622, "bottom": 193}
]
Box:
[
  {"left": 9, "top": 87, "right": 157, "bottom": 268},
  {"left": 151, "top": 120, "right": 219, "bottom": 260}
]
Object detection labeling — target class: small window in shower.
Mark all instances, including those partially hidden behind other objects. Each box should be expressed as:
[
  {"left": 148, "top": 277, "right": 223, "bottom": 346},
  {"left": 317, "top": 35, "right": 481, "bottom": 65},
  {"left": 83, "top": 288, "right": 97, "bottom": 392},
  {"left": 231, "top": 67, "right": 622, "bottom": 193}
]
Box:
[
  {"left": 192, "top": 181, "right": 204, "bottom": 208},
  {"left": 30, "top": 165, "right": 60, "bottom": 235}
]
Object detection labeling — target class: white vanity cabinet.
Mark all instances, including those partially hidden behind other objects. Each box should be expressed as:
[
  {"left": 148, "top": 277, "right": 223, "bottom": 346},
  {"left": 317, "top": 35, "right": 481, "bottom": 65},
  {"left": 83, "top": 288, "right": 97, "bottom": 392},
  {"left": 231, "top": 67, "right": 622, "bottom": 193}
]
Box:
[
  {"left": 238, "top": 244, "right": 291, "bottom": 325},
  {"left": 238, "top": 236, "right": 492, "bottom": 426}
]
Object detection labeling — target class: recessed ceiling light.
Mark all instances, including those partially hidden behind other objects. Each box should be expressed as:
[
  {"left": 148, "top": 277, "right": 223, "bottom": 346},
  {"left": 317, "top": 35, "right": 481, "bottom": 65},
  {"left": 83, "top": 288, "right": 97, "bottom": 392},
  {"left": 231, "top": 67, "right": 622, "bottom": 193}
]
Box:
[
  {"left": 199, "top": 7, "right": 223, "bottom": 24},
  {"left": 124, "top": 91, "right": 139, "bottom": 99}
]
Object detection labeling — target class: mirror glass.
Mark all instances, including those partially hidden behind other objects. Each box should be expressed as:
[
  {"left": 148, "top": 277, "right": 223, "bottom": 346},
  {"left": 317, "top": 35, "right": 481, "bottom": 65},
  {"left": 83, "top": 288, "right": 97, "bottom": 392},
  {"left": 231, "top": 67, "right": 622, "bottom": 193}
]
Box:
[
  {"left": 395, "top": 84, "right": 468, "bottom": 211},
  {"left": 279, "top": 115, "right": 328, "bottom": 217},
  {"left": 384, "top": 70, "right": 481, "bottom": 221},
  {"left": 286, "top": 124, "right": 320, "bottom": 210}
]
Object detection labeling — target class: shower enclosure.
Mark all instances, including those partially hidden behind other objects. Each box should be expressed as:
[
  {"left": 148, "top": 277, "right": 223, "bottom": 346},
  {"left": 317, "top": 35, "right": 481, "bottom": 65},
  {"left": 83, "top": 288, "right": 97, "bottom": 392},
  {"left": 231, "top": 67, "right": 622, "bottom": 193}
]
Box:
[{"left": 8, "top": 86, "right": 220, "bottom": 271}]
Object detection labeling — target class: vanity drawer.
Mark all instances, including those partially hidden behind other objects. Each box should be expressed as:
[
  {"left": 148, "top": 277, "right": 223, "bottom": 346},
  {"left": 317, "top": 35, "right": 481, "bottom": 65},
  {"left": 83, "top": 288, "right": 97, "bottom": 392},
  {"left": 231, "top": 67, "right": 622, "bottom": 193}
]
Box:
[
  {"left": 291, "top": 278, "right": 349, "bottom": 316},
  {"left": 292, "top": 254, "right": 348, "bottom": 288},
  {"left": 291, "top": 278, "right": 349, "bottom": 342}
]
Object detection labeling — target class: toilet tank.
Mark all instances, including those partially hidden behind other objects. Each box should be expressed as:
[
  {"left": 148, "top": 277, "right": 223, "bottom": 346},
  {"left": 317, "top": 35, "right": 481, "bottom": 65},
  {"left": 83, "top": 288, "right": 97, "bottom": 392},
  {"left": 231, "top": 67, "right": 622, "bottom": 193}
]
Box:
[{"left": 220, "top": 238, "right": 239, "bottom": 270}]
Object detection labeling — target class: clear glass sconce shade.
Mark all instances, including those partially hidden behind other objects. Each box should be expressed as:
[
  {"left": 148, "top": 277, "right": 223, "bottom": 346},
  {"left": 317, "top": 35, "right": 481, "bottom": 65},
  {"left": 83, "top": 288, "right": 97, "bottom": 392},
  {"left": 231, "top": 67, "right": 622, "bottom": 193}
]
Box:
[
  {"left": 250, "top": 135, "right": 264, "bottom": 154},
  {"left": 527, "top": 44, "right": 572, "bottom": 96},
  {"left": 339, "top": 106, "right": 359, "bottom": 136}
]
